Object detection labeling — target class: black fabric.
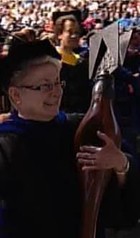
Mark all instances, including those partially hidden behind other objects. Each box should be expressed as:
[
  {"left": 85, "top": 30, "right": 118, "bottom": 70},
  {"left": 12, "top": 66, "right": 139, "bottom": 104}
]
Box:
[
  {"left": 52, "top": 10, "right": 82, "bottom": 24},
  {"left": 60, "top": 60, "right": 92, "bottom": 113},
  {"left": 100, "top": 153, "right": 140, "bottom": 230},
  {"left": 0, "top": 112, "right": 139, "bottom": 238},
  {"left": 0, "top": 113, "right": 82, "bottom": 238}
]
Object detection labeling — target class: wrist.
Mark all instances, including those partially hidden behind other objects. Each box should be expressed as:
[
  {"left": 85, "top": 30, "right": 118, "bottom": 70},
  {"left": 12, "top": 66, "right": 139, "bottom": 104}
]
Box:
[{"left": 114, "top": 154, "right": 130, "bottom": 175}]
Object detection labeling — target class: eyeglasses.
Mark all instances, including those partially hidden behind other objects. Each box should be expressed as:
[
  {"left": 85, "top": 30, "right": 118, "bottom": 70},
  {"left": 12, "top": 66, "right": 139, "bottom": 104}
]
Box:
[{"left": 15, "top": 81, "right": 66, "bottom": 93}]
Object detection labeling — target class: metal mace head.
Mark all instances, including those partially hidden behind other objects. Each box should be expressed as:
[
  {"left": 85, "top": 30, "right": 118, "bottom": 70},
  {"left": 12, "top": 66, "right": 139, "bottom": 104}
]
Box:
[{"left": 89, "top": 22, "right": 133, "bottom": 80}]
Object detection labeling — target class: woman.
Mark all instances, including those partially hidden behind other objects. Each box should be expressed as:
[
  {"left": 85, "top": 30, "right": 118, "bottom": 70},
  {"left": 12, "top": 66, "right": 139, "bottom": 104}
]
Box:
[
  {"left": 54, "top": 14, "right": 91, "bottom": 113},
  {"left": 0, "top": 39, "right": 81, "bottom": 238},
  {"left": 0, "top": 39, "right": 139, "bottom": 238}
]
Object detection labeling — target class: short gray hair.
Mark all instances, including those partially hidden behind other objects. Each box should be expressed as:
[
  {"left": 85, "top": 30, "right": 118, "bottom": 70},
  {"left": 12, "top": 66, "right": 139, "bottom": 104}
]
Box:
[{"left": 10, "top": 55, "right": 62, "bottom": 86}]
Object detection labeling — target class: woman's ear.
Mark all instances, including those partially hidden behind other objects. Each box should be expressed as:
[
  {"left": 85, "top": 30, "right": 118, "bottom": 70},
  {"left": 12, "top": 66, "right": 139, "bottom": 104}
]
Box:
[{"left": 8, "top": 87, "right": 21, "bottom": 106}]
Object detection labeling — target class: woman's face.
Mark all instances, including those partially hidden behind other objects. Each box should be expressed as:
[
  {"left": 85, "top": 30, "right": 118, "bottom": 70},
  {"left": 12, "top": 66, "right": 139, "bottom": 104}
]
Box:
[
  {"left": 59, "top": 20, "right": 80, "bottom": 50},
  {"left": 9, "top": 62, "right": 63, "bottom": 121}
]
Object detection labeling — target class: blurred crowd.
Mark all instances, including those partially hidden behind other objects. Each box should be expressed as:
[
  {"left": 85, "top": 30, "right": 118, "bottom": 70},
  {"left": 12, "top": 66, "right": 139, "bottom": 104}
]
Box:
[{"left": 0, "top": 0, "right": 140, "bottom": 44}]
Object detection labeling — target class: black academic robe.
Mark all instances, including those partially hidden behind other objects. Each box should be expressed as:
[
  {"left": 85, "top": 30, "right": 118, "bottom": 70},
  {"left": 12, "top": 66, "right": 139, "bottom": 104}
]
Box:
[
  {"left": 0, "top": 111, "right": 139, "bottom": 238},
  {"left": 60, "top": 60, "right": 92, "bottom": 113},
  {"left": 0, "top": 111, "right": 81, "bottom": 238}
]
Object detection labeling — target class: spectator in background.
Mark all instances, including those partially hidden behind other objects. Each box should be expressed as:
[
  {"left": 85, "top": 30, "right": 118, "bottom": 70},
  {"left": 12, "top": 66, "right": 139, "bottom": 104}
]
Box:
[
  {"left": 124, "top": 28, "right": 140, "bottom": 73},
  {"left": 13, "top": 27, "right": 36, "bottom": 42},
  {"left": 94, "top": 18, "right": 104, "bottom": 31},
  {"left": 82, "top": 11, "right": 95, "bottom": 33},
  {"left": 54, "top": 13, "right": 91, "bottom": 113},
  {"left": 118, "top": 12, "right": 134, "bottom": 31},
  {"left": 131, "top": 10, "right": 140, "bottom": 26}
]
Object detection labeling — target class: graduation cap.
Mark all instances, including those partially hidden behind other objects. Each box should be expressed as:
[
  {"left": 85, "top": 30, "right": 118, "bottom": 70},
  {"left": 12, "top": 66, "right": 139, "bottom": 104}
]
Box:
[
  {"left": 0, "top": 39, "right": 61, "bottom": 91},
  {"left": 52, "top": 9, "right": 82, "bottom": 24},
  {"left": 89, "top": 22, "right": 133, "bottom": 80}
]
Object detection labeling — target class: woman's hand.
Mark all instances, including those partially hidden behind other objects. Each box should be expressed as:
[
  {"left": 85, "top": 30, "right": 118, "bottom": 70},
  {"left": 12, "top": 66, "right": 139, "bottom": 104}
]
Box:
[
  {"left": 0, "top": 112, "right": 11, "bottom": 123},
  {"left": 76, "top": 131, "right": 128, "bottom": 172}
]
